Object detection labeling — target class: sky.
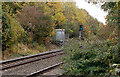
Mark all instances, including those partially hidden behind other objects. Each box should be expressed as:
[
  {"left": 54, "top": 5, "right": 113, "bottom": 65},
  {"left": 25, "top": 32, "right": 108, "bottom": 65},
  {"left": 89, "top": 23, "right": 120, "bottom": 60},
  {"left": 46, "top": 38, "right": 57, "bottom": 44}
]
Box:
[{"left": 75, "top": 0, "right": 108, "bottom": 25}]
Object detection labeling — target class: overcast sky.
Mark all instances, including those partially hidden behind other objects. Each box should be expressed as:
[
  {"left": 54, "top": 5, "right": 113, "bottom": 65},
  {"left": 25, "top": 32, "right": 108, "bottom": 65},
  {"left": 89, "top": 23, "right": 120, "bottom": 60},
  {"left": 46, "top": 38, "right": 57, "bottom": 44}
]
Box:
[{"left": 75, "top": 0, "right": 108, "bottom": 25}]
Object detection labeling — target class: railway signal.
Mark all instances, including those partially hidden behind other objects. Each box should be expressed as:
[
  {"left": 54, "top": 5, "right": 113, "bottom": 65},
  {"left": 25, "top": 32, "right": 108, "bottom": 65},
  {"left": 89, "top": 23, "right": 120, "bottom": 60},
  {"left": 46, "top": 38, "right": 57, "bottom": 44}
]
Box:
[
  {"left": 79, "top": 25, "right": 83, "bottom": 39},
  {"left": 79, "top": 25, "right": 83, "bottom": 31}
]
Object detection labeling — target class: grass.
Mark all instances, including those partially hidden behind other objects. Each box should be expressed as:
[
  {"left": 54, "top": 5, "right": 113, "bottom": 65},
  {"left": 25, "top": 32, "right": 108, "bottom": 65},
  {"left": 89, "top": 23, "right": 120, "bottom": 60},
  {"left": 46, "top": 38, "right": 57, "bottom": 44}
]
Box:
[
  {"left": 2, "top": 43, "right": 44, "bottom": 60},
  {"left": 2, "top": 42, "right": 60, "bottom": 60}
]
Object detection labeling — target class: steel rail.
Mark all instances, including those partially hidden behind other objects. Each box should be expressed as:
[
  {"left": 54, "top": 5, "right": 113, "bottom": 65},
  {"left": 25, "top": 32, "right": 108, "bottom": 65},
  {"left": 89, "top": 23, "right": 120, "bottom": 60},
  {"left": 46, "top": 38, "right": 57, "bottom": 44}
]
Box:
[
  {"left": 0, "top": 49, "right": 63, "bottom": 64},
  {"left": 26, "top": 62, "right": 63, "bottom": 77},
  {"left": 0, "top": 49, "right": 63, "bottom": 70}
]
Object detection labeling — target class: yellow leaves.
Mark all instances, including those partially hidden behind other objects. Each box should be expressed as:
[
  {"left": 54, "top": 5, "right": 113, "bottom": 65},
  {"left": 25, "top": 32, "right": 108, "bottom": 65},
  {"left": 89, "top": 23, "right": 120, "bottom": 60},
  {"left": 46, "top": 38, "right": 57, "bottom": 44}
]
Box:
[
  {"left": 16, "top": 10, "right": 21, "bottom": 14},
  {"left": 22, "top": 3, "right": 27, "bottom": 7},
  {"left": 72, "top": 16, "right": 74, "bottom": 19},
  {"left": 88, "top": 31, "right": 91, "bottom": 33},
  {"left": 51, "top": 30, "right": 55, "bottom": 36},
  {"left": 84, "top": 26, "right": 86, "bottom": 28},
  {"left": 50, "top": 27, "right": 55, "bottom": 37},
  {"left": 47, "top": 2, "right": 53, "bottom": 7},
  {"left": 72, "top": 21, "right": 74, "bottom": 23},
  {"left": 89, "top": 25, "right": 92, "bottom": 27},
  {"left": 53, "top": 12, "right": 66, "bottom": 25},
  {"left": 47, "top": 3, "right": 66, "bottom": 25},
  {"left": 70, "top": 30, "right": 73, "bottom": 33},
  {"left": 110, "top": 69, "right": 115, "bottom": 73},
  {"left": 95, "top": 58, "right": 99, "bottom": 61},
  {"left": 7, "top": 14, "right": 25, "bottom": 42}
]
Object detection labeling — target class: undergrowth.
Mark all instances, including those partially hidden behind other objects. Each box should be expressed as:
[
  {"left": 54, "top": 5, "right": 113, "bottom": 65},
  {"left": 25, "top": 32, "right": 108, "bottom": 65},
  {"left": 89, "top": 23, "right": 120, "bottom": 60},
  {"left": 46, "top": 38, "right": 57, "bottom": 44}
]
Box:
[{"left": 62, "top": 38, "right": 119, "bottom": 76}]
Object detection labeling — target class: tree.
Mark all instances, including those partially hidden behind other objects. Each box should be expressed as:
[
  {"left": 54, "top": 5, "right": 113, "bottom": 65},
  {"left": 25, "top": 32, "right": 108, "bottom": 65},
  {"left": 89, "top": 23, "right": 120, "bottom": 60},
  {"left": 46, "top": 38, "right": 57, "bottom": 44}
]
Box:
[
  {"left": 46, "top": 2, "right": 67, "bottom": 28},
  {"left": 2, "top": 2, "right": 27, "bottom": 51},
  {"left": 101, "top": 2, "right": 119, "bottom": 62},
  {"left": 2, "top": 12, "right": 25, "bottom": 51},
  {"left": 18, "top": 5, "right": 53, "bottom": 44}
]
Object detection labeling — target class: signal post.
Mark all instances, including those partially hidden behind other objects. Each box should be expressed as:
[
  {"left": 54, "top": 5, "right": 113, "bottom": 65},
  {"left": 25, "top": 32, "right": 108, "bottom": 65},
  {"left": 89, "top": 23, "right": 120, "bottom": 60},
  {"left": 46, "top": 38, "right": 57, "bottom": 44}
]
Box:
[{"left": 79, "top": 25, "right": 83, "bottom": 40}]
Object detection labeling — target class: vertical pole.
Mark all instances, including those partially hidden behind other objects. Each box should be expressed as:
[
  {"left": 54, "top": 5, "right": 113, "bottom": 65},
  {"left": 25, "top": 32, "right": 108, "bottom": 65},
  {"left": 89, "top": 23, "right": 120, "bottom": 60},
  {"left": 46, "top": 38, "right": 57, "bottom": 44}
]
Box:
[{"left": 79, "top": 31, "right": 81, "bottom": 40}]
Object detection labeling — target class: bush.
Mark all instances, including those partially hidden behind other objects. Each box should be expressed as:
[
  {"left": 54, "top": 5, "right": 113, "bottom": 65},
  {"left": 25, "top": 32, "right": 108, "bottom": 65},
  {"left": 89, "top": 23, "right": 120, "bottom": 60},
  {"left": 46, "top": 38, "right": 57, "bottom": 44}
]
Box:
[
  {"left": 32, "top": 42, "right": 46, "bottom": 52},
  {"left": 62, "top": 38, "right": 119, "bottom": 76},
  {"left": 2, "top": 13, "right": 26, "bottom": 51}
]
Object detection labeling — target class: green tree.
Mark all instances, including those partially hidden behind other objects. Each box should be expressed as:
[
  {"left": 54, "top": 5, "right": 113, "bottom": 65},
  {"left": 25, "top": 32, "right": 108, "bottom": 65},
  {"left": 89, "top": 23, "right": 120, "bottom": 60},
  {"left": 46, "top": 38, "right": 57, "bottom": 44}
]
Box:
[
  {"left": 2, "top": 12, "right": 25, "bottom": 51},
  {"left": 101, "top": 2, "right": 119, "bottom": 62}
]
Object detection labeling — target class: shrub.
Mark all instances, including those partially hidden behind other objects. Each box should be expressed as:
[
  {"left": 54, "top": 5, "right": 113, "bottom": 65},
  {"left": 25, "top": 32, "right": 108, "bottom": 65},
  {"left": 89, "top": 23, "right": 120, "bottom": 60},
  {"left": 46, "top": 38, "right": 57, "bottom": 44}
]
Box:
[
  {"left": 32, "top": 42, "right": 46, "bottom": 52},
  {"left": 62, "top": 38, "right": 119, "bottom": 76},
  {"left": 2, "top": 13, "right": 26, "bottom": 51}
]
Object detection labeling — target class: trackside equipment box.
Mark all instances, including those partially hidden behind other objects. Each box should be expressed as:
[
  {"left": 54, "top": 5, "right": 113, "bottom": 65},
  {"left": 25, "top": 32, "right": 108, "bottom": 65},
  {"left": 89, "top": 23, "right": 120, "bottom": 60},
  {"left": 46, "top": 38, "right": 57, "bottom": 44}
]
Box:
[{"left": 55, "top": 29, "right": 65, "bottom": 42}]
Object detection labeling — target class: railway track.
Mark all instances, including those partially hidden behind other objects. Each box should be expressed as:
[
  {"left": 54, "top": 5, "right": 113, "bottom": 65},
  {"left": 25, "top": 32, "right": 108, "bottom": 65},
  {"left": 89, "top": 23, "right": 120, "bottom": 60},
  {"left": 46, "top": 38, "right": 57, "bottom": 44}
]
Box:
[
  {"left": 0, "top": 49, "right": 63, "bottom": 71},
  {"left": 26, "top": 62, "right": 63, "bottom": 77}
]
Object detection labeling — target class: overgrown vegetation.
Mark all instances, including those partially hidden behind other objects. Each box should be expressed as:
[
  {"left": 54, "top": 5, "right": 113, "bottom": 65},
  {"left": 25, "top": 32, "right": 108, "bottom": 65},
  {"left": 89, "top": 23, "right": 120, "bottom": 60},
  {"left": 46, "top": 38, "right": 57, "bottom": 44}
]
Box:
[
  {"left": 1, "top": 1, "right": 119, "bottom": 75},
  {"left": 2, "top": 2, "right": 104, "bottom": 60},
  {"left": 63, "top": 38, "right": 119, "bottom": 76},
  {"left": 62, "top": 1, "right": 119, "bottom": 76}
]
